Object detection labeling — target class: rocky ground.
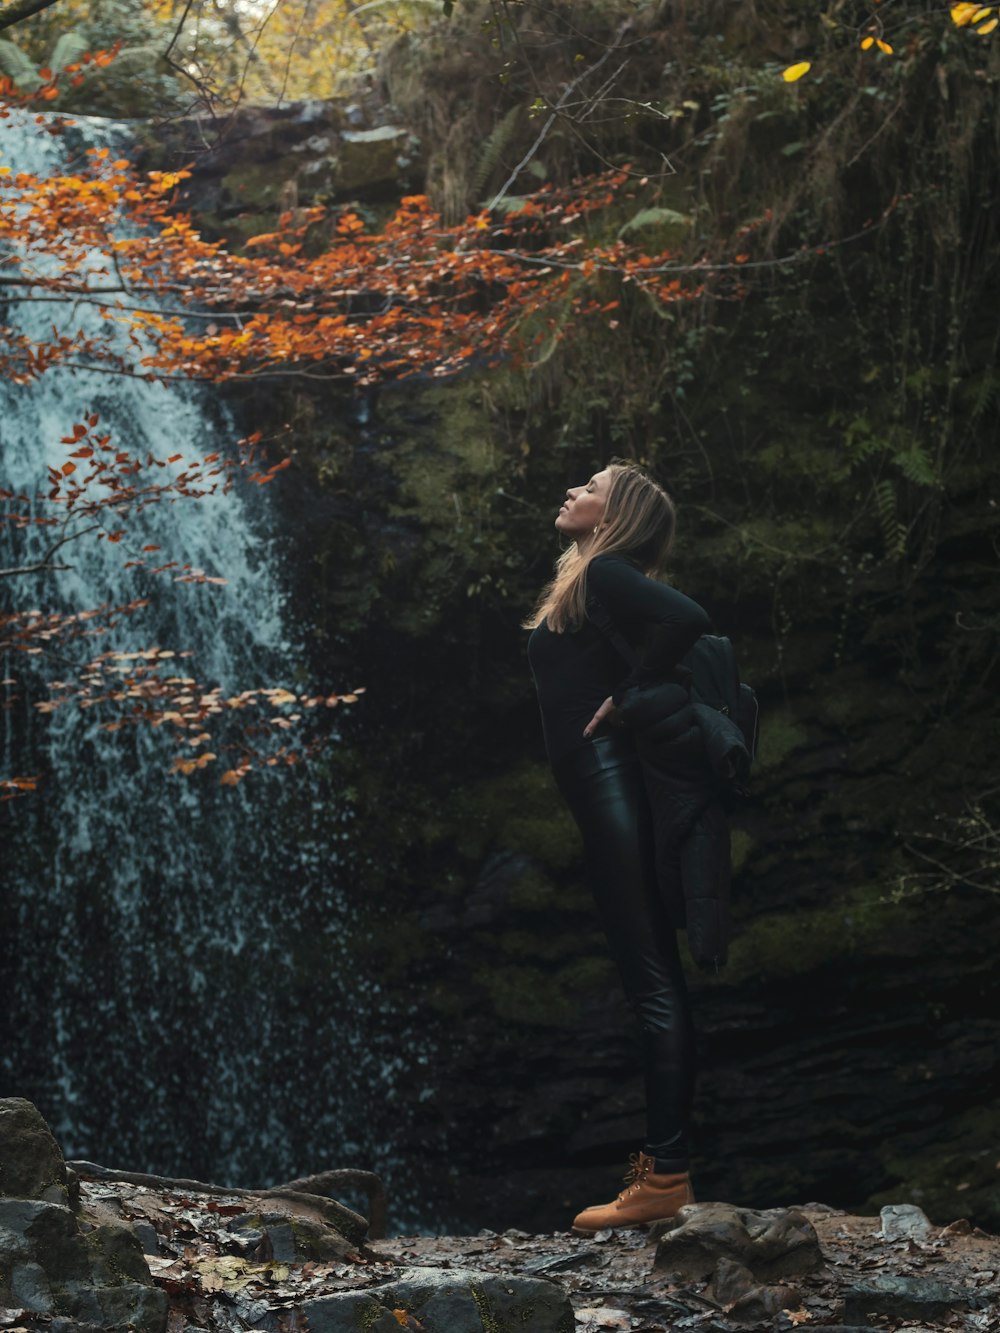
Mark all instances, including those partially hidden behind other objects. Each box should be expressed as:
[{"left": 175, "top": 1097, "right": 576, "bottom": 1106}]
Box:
[{"left": 3, "top": 1100, "right": 999, "bottom": 1333}]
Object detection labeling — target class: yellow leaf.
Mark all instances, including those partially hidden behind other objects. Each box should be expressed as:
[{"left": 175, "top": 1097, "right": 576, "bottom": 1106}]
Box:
[
  {"left": 978, "top": 15, "right": 999, "bottom": 30},
  {"left": 781, "top": 62, "right": 811, "bottom": 82},
  {"left": 951, "top": 2, "right": 981, "bottom": 24},
  {"left": 876, "top": 38, "right": 894, "bottom": 53},
  {"left": 973, "top": 6, "right": 994, "bottom": 19},
  {"left": 860, "top": 36, "right": 875, "bottom": 49},
  {"left": 220, "top": 769, "right": 243, "bottom": 786}
]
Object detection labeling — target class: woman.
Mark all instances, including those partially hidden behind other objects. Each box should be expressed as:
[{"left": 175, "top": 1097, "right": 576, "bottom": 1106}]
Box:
[{"left": 525, "top": 460, "right": 714, "bottom": 1234}]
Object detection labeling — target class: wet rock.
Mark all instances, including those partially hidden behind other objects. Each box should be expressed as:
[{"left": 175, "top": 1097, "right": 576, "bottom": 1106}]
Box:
[
  {"left": 0, "top": 1104, "right": 167, "bottom": 1333},
  {"left": 129, "top": 1219, "right": 160, "bottom": 1255},
  {"left": 843, "top": 1273, "right": 970, "bottom": 1322},
  {"left": 727, "top": 1281, "right": 800, "bottom": 1321},
  {"left": 139, "top": 96, "right": 424, "bottom": 245},
  {"left": 0, "top": 1098, "right": 69, "bottom": 1204},
  {"left": 258, "top": 1187, "right": 368, "bottom": 1246},
  {"left": 338, "top": 126, "right": 413, "bottom": 194},
  {"left": 255, "top": 1214, "right": 357, "bottom": 1263},
  {"left": 710, "top": 1256, "right": 757, "bottom": 1303},
  {"left": 9, "top": 1259, "right": 54, "bottom": 1312},
  {"left": 879, "top": 1202, "right": 933, "bottom": 1240},
  {"left": 710, "top": 1255, "right": 799, "bottom": 1322},
  {"left": 268, "top": 1265, "right": 574, "bottom": 1333},
  {"left": 654, "top": 1202, "right": 824, "bottom": 1281}
]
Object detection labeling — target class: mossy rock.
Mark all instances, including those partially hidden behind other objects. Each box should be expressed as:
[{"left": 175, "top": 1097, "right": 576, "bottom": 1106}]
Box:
[
  {"left": 84, "top": 1222, "right": 154, "bottom": 1286},
  {"left": 221, "top": 162, "right": 296, "bottom": 213},
  {"left": 0, "top": 1099, "right": 68, "bottom": 1203},
  {"left": 722, "top": 882, "right": 916, "bottom": 984},
  {"left": 472, "top": 955, "right": 612, "bottom": 1028},
  {"left": 337, "top": 127, "right": 413, "bottom": 195},
  {"left": 868, "top": 1101, "right": 1000, "bottom": 1232}
]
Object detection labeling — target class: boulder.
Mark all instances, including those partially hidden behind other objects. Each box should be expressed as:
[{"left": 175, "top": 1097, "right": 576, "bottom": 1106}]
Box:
[
  {"left": 257, "top": 1187, "right": 368, "bottom": 1246},
  {"left": 843, "top": 1273, "right": 970, "bottom": 1322},
  {"left": 228, "top": 1209, "right": 358, "bottom": 1264},
  {"left": 654, "top": 1202, "right": 824, "bottom": 1281},
  {"left": 265, "top": 1265, "right": 574, "bottom": 1333},
  {"left": 709, "top": 1254, "right": 800, "bottom": 1322},
  {"left": 0, "top": 1099, "right": 69, "bottom": 1204},
  {"left": 0, "top": 1101, "right": 167, "bottom": 1333},
  {"left": 878, "top": 1203, "right": 933, "bottom": 1241}
]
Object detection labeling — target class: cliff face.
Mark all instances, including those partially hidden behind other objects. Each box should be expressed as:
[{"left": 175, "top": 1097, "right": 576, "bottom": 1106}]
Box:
[{"left": 133, "top": 1, "right": 1000, "bottom": 1232}]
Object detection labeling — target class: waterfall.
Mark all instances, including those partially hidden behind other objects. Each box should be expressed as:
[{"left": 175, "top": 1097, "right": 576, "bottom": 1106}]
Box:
[{"left": 0, "top": 111, "right": 437, "bottom": 1230}]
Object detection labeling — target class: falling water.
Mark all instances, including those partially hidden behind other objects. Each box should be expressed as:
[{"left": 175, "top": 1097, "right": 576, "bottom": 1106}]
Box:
[{"left": 0, "top": 112, "right": 438, "bottom": 1229}]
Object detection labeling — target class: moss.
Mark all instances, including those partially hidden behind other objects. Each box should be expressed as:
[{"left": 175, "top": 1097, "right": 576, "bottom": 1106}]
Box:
[
  {"left": 472, "top": 954, "right": 612, "bottom": 1027},
  {"left": 722, "top": 882, "right": 918, "bottom": 985},
  {"left": 867, "top": 1101, "right": 1000, "bottom": 1230},
  {"left": 470, "top": 1282, "right": 504, "bottom": 1333},
  {"left": 450, "top": 763, "right": 579, "bottom": 870},
  {"left": 730, "top": 828, "right": 754, "bottom": 874},
  {"left": 754, "top": 709, "right": 809, "bottom": 773},
  {"left": 221, "top": 163, "right": 295, "bottom": 212},
  {"left": 357, "top": 1297, "right": 390, "bottom": 1330}
]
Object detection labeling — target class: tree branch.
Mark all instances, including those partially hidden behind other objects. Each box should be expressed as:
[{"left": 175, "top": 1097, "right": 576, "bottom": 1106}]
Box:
[
  {"left": 0, "top": 561, "right": 71, "bottom": 578},
  {"left": 0, "top": 522, "right": 100, "bottom": 578},
  {"left": 0, "top": 0, "right": 65, "bottom": 34}
]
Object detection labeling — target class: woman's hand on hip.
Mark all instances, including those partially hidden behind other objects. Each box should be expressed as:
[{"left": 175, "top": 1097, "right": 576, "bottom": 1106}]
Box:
[{"left": 583, "top": 696, "right": 617, "bottom": 738}]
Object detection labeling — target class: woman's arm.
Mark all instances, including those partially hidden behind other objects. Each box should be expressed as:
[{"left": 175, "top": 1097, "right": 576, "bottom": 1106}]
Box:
[{"left": 587, "top": 552, "right": 711, "bottom": 701}]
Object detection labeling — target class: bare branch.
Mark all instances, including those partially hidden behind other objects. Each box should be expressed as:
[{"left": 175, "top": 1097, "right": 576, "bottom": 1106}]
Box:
[
  {"left": 41, "top": 521, "right": 102, "bottom": 565},
  {"left": 0, "top": 521, "right": 101, "bottom": 579},
  {"left": 486, "top": 23, "right": 628, "bottom": 212},
  {"left": 0, "top": 561, "right": 72, "bottom": 578}
]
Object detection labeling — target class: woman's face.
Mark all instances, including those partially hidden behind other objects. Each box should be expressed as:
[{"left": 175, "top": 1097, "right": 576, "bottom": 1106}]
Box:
[{"left": 555, "top": 468, "right": 612, "bottom": 541}]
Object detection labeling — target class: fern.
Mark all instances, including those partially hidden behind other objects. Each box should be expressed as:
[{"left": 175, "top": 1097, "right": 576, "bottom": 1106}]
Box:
[
  {"left": 970, "top": 367, "right": 1000, "bottom": 425},
  {"left": 108, "top": 43, "right": 165, "bottom": 72},
  {"left": 473, "top": 104, "right": 524, "bottom": 199},
  {"left": 618, "top": 207, "right": 691, "bottom": 240},
  {"left": 842, "top": 414, "right": 884, "bottom": 465},
  {"left": 490, "top": 195, "right": 533, "bottom": 215},
  {"left": 49, "top": 31, "right": 88, "bottom": 75},
  {"left": 894, "top": 444, "right": 938, "bottom": 488},
  {"left": 0, "top": 39, "right": 42, "bottom": 92},
  {"left": 874, "top": 479, "right": 907, "bottom": 559}
]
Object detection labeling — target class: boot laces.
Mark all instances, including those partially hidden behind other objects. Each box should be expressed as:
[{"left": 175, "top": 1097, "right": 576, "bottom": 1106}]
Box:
[{"left": 618, "top": 1151, "right": 656, "bottom": 1199}]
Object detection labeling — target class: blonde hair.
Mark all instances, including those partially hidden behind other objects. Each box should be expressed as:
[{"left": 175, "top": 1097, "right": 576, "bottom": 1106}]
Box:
[{"left": 524, "top": 461, "right": 677, "bottom": 633}]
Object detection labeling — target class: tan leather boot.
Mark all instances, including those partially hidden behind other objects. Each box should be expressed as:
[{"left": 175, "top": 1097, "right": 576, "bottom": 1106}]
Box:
[{"left": 571, "top": 1151, "right": 694, "bottom": 1234}]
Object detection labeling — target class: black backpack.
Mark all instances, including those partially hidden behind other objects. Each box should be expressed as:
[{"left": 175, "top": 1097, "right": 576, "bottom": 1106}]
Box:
[{"left": 586, "top": 593, "right": 759, "bottom": 800}]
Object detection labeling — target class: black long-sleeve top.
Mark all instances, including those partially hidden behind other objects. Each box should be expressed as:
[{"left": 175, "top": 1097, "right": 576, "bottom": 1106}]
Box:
[{"left": 527, "top": 552, "right": 711, "bottom": 765}]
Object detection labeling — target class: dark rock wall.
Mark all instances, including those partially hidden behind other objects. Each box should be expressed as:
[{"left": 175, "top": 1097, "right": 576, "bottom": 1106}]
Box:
[{"left": 133, "top": 1, "right": 1000, "bottom": 1232}]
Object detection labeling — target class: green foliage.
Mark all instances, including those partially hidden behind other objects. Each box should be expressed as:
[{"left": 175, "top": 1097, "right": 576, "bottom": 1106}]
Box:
[
  {"left": 874, "top": 480, "right": 907, "bottom": 560},
  {"left": 11, "top": 0, "right": 191, "bottom": 116},
  {"left": 617, "top": 206, "right": 692, "bottom": 245},
  {"left": 0, "top": 37, "right": 46, "bottom": 90},
  {"left": 472, "top": 101, "right": 525, "bottom": 198}
]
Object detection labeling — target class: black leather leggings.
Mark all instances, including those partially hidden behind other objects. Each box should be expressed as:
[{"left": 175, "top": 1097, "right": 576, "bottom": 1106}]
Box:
[{"left": 553, "top": 732, "right": 695, "bottom": 1172}]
